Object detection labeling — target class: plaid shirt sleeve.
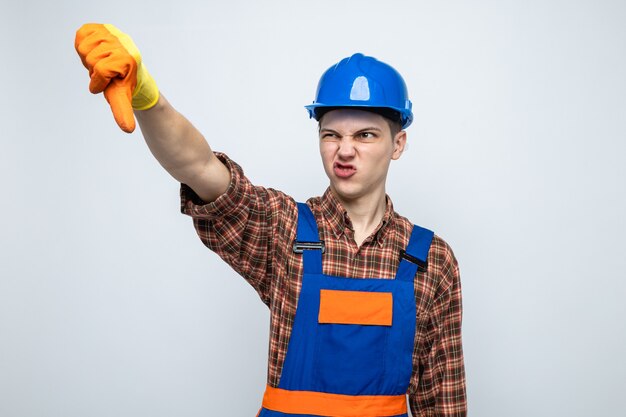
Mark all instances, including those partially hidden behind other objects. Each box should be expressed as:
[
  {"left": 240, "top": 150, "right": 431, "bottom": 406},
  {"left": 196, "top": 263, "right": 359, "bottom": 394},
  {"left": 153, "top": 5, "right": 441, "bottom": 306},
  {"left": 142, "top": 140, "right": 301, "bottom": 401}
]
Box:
[
  {"left": 179, "top": 152, "right": 296, "bottom": 306},
  {"left": 409, "top": 237, "right": 467, "bottom": 417}
]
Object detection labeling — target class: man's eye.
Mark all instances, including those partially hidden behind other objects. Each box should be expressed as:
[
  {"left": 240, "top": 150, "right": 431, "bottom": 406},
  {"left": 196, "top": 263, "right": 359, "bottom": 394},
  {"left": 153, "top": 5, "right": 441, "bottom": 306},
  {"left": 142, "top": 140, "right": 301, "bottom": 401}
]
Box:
[{"left": 359, "top": 132, "right": 376, "bottom": 139}]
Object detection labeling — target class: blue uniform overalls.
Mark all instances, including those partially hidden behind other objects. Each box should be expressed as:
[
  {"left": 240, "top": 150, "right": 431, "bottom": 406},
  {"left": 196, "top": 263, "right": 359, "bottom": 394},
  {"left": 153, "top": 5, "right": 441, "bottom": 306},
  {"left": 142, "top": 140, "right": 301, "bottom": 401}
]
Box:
[{"left": 258, "top": 203, "right": 434, "bottom": 417}]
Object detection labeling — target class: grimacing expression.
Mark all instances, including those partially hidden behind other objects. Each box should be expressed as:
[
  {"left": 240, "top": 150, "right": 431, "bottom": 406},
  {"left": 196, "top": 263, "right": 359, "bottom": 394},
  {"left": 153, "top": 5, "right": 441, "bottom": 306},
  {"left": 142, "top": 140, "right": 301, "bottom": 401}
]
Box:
[{"left": 318, "top": 109, "right": 406, "bottom": 202}]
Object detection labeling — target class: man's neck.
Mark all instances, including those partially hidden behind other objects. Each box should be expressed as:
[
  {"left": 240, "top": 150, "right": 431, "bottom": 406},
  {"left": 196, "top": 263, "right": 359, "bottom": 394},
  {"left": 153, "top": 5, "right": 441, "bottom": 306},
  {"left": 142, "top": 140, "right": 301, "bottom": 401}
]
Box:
[{"left": 331, "top": 187, "right": 388, "bottom": 247}]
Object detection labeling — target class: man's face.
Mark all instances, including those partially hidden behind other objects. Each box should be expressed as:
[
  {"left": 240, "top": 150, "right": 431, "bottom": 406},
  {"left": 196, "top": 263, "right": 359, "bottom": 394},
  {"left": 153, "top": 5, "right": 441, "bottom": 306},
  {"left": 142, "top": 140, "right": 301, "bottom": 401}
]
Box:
[{"left": 319, "top": 109, "right": 406, "bottom": 203}]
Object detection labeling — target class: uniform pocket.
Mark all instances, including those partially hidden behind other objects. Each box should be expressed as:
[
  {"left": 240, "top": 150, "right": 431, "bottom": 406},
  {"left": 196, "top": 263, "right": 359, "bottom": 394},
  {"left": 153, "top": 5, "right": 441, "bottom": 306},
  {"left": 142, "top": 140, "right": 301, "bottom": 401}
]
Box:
[
  {"left": 314, "top": 290, "right": 393, "bottom": 395},
  {"left": 318, "top": 289, "right": 393, "bottom": 326}
]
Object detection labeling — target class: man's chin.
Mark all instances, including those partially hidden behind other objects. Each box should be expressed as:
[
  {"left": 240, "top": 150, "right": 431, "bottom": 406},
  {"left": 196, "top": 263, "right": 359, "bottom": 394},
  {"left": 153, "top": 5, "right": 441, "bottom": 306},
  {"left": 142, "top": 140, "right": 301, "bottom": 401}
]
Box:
[{"left": 329, "top": 183, "right": 365, "bottom": 203}]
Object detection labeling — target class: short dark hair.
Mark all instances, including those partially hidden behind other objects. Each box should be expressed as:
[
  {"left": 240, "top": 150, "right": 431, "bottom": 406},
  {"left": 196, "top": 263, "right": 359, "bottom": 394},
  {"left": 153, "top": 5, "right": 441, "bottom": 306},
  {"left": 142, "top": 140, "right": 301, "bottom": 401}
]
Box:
[{"left": 386, "top": 118, "right": 402, "bottom": 139}]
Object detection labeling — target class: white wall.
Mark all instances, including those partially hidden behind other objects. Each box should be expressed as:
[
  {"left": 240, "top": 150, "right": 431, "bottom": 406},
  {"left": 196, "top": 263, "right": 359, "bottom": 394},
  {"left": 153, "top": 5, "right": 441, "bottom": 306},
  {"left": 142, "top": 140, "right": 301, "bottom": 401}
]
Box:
[{"left": 1, "top": 0, "right": 625, "bottom": 415}]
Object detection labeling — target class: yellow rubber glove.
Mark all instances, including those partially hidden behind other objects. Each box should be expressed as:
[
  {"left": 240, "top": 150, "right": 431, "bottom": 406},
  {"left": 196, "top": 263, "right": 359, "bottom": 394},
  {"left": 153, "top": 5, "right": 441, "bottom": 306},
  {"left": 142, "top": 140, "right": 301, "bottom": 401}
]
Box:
[{"left": 75, "top": 24, "right": 159, "bottom": 133}]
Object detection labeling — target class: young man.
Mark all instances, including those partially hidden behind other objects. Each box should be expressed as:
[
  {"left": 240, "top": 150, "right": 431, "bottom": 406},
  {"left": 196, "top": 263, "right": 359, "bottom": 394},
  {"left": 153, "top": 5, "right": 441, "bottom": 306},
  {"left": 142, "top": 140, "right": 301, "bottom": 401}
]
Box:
[{"left": 75, "top": 24, "right": 467, "bottom": 417}]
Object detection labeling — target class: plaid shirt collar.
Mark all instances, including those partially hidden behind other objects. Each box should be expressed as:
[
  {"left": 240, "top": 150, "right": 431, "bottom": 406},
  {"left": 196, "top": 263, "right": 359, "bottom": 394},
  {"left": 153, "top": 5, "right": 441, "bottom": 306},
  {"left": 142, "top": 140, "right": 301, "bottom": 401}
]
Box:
[{"left": 319, "top": 187, "right": 395, "bottom": 247}]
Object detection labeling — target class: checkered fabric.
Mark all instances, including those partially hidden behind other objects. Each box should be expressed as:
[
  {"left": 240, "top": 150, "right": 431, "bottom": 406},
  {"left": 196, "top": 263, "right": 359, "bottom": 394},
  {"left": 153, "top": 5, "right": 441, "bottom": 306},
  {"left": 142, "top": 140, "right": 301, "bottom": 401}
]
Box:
[{"left": 181, "top": 153, "right": 467, "bottom": 416}]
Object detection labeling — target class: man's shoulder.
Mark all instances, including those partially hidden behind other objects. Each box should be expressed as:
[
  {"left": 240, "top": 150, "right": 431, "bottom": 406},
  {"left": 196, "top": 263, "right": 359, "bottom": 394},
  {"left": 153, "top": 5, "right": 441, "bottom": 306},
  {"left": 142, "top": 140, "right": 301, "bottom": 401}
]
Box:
[
  {"left": 391, "top": 210, "right": 458, "bottom": 269},
  {"left": 391, "top": 210, "right": 454, "bottom": 249}
]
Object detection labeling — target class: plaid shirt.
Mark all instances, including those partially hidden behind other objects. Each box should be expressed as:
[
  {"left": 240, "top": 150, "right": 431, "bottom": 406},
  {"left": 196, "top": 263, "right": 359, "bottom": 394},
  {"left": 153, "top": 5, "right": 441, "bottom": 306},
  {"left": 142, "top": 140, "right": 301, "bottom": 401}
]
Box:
[{"left": 180, "top": 153, "right": 467, "bottom": 417}]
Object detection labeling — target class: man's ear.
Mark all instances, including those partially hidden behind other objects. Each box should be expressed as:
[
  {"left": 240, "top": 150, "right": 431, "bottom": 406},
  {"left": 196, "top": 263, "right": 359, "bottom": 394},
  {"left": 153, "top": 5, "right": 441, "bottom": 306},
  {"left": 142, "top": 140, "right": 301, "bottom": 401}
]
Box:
[{"left": 391, "top": 131, "right": 407, "bottom": 160}]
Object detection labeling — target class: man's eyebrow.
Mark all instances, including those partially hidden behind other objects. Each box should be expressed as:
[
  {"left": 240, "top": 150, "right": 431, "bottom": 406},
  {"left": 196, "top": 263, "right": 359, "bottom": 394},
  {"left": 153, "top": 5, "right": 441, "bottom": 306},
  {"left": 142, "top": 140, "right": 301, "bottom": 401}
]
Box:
[
  {"left": 319, "top": 126, "right": 383, "bottom": 133},
  {"left": 354, "top": 126, "right": 383, "bottom": 133}
]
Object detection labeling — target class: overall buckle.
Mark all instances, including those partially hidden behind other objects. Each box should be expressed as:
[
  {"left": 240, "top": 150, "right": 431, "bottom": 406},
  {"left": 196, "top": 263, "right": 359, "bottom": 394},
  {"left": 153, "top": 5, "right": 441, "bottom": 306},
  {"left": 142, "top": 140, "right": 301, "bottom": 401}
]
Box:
[
  {"left": 293, "top": 241, "right": 326, "bottom": 254},
  {"left": 400, "top": 249, "right": 428, "bottom": 272}
]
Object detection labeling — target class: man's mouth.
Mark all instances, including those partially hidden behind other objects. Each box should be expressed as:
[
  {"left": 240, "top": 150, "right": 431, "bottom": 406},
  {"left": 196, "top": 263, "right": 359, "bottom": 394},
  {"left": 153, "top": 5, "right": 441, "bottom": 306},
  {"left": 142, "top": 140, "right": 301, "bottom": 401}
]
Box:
[{"left": 333, "top": 162, "right": 356, "bottom": 179}]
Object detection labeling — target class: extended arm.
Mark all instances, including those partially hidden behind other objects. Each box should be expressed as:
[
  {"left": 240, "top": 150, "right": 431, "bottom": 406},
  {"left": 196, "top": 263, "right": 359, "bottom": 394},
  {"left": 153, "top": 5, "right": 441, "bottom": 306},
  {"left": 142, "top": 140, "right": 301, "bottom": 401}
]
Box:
[
  {"left": 134, "top": 95, "right": 230, "bottom": 202},
  {"left": 75, "top": 23, "right": 229, "bottom": 202}
]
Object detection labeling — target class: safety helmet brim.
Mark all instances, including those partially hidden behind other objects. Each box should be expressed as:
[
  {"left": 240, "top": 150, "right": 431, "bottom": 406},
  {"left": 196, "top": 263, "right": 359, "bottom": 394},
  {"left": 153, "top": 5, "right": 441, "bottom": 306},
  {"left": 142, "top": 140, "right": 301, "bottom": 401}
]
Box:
[{"left": 305, "top": 104, "right": 412, "bottom": 129}]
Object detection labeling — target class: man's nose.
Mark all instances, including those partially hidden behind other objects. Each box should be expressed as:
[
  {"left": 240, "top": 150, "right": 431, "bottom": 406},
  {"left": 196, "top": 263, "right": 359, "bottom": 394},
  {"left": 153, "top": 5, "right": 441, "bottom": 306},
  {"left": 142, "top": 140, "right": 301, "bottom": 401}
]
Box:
[{"left": 337, "top": 137, "right": 356, "bottom": 158}]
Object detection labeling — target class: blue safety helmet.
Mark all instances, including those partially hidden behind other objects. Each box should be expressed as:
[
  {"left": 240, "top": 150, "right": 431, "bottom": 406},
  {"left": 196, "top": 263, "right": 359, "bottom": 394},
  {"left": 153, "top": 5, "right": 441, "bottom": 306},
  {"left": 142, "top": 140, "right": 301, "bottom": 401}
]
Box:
[{"left": 305, "top": 53, "right": 413, "bottom": 129}]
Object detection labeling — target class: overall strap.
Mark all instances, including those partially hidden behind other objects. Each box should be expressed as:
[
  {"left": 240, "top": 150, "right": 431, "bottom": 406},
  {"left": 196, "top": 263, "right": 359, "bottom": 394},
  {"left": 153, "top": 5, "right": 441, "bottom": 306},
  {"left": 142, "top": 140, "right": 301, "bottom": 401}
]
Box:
[
  {"left": 294, "top": 202, "right": 324, "bottom": 274},
  {"left": 395, "top": 224, "right": 434, "bottom": 282}
]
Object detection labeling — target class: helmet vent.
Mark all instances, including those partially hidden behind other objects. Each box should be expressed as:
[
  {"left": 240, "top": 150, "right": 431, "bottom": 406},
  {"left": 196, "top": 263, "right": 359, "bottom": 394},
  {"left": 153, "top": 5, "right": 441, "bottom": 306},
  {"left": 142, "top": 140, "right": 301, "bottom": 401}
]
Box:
[{"left": 349, "top": 76, "right": 370, "bottom": 101}]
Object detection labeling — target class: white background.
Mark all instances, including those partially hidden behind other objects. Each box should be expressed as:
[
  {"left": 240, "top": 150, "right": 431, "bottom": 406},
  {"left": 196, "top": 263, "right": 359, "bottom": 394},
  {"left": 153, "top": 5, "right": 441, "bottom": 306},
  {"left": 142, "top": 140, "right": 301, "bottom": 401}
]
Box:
[{"left": 1, "top": 0, "right": 625, "bottom": 416}]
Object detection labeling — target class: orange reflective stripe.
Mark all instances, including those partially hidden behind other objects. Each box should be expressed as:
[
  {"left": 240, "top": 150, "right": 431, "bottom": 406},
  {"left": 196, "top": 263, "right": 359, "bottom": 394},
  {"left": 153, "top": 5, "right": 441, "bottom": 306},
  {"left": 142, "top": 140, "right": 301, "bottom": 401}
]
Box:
[
  {"left": 318, "top": 289, "right": 393, "bottom": 326},
  {"left": 262, "top": 385, "right": 407, "bottom": 417}
]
